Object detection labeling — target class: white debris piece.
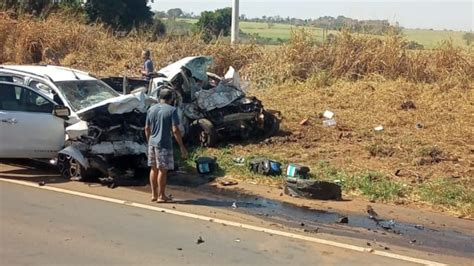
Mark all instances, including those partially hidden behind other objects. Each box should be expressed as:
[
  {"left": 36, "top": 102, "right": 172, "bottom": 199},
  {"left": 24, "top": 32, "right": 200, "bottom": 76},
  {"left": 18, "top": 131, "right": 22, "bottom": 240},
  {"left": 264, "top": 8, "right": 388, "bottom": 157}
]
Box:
[
  {"left": 224, "top": 66, "right": 241, "bottom": 90},
  {"left": 374, "top": 125, "right": 384, "bottom": 132},
  {"left": 66, "top": 121, "right": 88, "bottom": 140},
  {"left": 323, "top": 110, "right": 334, "bottom": 119},
  {"left": 323, "top": 119, "right": 337, "bottom": 127}
]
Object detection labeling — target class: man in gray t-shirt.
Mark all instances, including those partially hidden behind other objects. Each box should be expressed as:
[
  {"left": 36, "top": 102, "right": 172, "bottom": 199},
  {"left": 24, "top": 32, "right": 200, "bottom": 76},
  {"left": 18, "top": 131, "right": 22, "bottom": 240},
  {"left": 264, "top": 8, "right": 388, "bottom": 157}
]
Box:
[
  {"left": 145, "top": 89, "right": 187, "bottom": 203},
  {"left": 140, "top": 49, "right": 154, "bottom": 80}
]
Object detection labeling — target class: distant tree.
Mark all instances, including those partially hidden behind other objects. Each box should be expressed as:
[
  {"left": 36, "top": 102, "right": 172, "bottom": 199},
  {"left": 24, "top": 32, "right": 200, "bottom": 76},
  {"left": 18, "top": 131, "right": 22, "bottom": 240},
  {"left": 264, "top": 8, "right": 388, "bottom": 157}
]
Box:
[
  {"left": 463, "top": 32, "right": 474, "bottom": 45},
  {"left": 167, "top": 8, "right": 183, "bottom": 19},
  {"left": 267, "top": 21, "right": 274, "bottom": 29},
  {"left": 150, "top": 18, "right": 166, "bottom": 41},
  {"left": 1, "top": 0, "right": 81, "bottom": 15},
  {"left": 84, "top": 0, "right": 153, "bottom": 30},
  {"left": 154, "top": 11, "right": 167, "bottom": 18},
  {"left": 196, "top": 7, "right": 232, "bottom": 41}
]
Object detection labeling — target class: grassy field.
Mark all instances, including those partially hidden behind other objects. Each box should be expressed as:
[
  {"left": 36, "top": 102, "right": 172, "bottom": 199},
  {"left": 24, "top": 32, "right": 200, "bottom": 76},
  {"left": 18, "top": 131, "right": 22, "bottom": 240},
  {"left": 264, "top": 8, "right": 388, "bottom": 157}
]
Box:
[{"left": 178, "top": 18, "right": 471, "bottom": 49}]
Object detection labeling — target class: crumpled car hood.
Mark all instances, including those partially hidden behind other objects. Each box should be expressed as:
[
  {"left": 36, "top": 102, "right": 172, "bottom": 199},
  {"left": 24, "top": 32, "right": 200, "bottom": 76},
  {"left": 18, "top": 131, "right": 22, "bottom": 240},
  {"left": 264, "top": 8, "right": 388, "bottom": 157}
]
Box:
[{"left": 75, "top": 92, "right": 153, "bottom": 121}]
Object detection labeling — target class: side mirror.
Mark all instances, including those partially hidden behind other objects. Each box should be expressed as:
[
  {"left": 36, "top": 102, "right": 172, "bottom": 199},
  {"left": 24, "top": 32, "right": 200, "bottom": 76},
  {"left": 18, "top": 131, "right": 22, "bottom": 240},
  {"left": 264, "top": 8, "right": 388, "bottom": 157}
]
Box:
[{"left": 53, "top": 105, "right": 71, "bottom": 119}]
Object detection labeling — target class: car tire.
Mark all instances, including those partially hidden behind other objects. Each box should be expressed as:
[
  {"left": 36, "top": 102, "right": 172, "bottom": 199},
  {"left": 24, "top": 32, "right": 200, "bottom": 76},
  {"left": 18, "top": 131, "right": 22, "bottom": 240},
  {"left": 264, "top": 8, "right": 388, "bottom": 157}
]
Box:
[
  {"left": 57, "top": 154, "right": 99, "bottom": 181},
  {"left": 263, "top": 111, "right": 280, "bottom": 137},
  {"left": 191, "top": 118, "right": 218, "bottom": 147}
]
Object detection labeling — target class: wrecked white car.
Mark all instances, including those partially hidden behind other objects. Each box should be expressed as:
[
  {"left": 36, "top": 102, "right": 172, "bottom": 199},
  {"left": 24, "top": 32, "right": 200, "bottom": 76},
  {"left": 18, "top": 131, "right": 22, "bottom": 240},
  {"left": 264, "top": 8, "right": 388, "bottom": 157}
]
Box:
[
  {"left": 0, "top": 81, "right": 70, "bottom": 159},
  {"left": 148, "top": 56, "right": 280, "bottom": 147},
  {"left": 0, "top": 66, "right": 150, "bottom": 181},
  {"left": 59, "top": 93, "right": 152, "bottom": 181}
]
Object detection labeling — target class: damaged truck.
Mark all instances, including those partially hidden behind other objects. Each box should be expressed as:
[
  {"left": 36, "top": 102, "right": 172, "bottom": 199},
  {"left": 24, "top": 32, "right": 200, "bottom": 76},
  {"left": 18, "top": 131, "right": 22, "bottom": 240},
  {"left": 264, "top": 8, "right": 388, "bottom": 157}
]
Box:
[
  {"left": 147, "top": 56, "right": 280, "bottom": 147},
  {"left": 0, "top": 57, "right": 279, "bottom": 181}
]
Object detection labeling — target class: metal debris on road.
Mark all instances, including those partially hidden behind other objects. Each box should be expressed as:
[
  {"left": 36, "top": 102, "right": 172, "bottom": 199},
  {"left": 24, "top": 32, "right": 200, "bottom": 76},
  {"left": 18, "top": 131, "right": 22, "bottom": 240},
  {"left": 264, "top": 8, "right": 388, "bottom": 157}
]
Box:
[
  {"left": 337, "top": 216, "right": 349, "bottom": 224},
  {"left": 196, "top": 236, "right": 205, "bottom": 245},
  {"left": 414, "top": 224, "right": 425, "bottom": 230},
  {"left": 366, "top": 205, "right": 379, "bottom": 220}
]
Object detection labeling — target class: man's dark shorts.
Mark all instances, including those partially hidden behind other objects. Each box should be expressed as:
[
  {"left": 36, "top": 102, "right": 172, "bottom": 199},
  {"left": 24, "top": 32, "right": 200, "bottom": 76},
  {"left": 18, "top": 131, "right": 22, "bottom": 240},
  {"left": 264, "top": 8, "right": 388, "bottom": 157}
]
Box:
[{"left": 147, "top": 146, "right": 174, "bottom": 170}]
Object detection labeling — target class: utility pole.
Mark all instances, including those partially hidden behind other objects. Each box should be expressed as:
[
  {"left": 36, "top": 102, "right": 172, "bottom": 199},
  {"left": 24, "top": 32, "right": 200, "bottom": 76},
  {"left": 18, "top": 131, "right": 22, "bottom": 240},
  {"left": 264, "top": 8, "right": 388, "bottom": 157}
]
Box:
[{"left": 231, "top": 0, "right": 239, "bottom": 45}]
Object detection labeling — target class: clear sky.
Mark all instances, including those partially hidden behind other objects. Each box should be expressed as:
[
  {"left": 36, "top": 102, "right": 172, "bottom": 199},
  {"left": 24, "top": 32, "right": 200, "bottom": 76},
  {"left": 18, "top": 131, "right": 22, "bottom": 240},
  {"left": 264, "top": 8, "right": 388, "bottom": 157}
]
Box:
[{"left": 150, "top": 0, "right": 473, "bottom": 31}]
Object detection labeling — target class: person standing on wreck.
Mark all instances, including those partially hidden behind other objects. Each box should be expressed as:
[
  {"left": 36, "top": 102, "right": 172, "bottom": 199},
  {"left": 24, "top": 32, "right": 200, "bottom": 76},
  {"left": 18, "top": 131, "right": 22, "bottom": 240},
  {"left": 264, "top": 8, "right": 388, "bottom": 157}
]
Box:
[
  {"left": 145, "top": 89, "right": 188, "bottom": 203},
  {"left": 139, "top": 49, "right": 154, "bottom": 80}
]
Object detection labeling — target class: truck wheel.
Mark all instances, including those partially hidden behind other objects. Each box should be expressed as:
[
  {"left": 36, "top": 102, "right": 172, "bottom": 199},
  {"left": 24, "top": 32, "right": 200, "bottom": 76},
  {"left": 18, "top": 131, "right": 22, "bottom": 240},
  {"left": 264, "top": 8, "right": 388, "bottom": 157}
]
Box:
[
  {"left": 57, "top": 154, "right": 98, "bottom": 181},
  {"left": 191, "top": 119, "right": 217, "bottom": 147}
]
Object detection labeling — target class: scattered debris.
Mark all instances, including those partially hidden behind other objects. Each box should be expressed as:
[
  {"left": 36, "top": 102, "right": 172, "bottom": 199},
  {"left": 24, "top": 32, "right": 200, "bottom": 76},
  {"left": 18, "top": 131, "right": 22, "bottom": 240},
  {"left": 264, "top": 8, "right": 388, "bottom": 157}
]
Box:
[
  {"left": 286, "top": 164, "right": 310, "bottom": 180},
  {"left": 196, "top": 236, "right": 205, "bottom": 245},
  {"left": 366, "top": 242, "right": 371, "bottom": 246},
  {"left": 323, "top": 119, "right": 337, "bottom": 127},
  {"left": 284, "top": 180, "right": 342, "bottom": 200},
  {"left": 38, "top": 181, "right": 45, "bottom": 186},
  {"left": 300, "top": 118, "right": 310, "bottom": 126},
  {"left": 337, "top": 216, "right": 349, "bottom": 224},
  {"left": 176, "top": 248, "right": 183, "bottom": 251},
  {"left": 232, "top": 157, "right": 245, "bottom": 165},
  {"left": 249, "top": 158, "right": 282, "bottom": 176},
  {"left": 414, "top": 224, "right": 425, "bottom": 230},
  {"left": 220, "top": 180, "right": 238, "bottom": 186},
  {"left": 379, "top": 220, "right": 396, "bottom": 231},
  {"left": 366, "top": 205, "right": 379, "bottom": 220},
  {"left": 303, "top": 228, "right": 319, "bottom": 234},
  {"left": 367, "top": 248, "right": 374, "bottom": 253},
  {"left": 234, "top": 238, "right": 241, "bottom": 243},
  {"left": 384, "top": 246, "right": 390, "bottom": 250},
  {"left": 196, "top": 157, "right": 218, "bottom": 175},
  {"left": 323, "top": 110, "right": 334, "bottom": 119},
  {"left": 300, "top": 223, "right": 305, "bottom": 227},
  {"left": 374, "top": 125, "right": 384, "bottom": 132},
  {"left": 409, "top": 239, "right": 417, "bottom": 244},
  {"left": 401, "top": 100, "right": 416, "bottom": 110},
  {"left": 231, "top": 202, "right": 238, "bottom": 209},
  {"left": 415, "top": 123, "right": 424, "bottom": 129}
]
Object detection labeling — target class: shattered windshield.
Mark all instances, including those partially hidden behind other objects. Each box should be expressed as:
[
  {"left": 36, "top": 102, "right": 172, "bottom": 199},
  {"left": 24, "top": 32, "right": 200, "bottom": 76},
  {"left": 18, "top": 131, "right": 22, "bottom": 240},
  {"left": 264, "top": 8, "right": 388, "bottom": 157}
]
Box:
[{"left": 55, "top": 80, "right": 119, "bottom": 111}]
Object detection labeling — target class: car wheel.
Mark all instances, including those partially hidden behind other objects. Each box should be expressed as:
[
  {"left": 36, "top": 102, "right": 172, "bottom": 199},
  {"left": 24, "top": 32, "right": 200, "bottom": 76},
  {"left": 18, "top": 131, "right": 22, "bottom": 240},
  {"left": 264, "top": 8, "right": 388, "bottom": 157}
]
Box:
[
  {"left": 57, "top": 153, "right": 98, "bottom": 181},
  {"left": 191, "top": 119, "right": 217, "bottom": 147},
  {"left": 263, "top": 111, "right": 280, "bottom": 137}
]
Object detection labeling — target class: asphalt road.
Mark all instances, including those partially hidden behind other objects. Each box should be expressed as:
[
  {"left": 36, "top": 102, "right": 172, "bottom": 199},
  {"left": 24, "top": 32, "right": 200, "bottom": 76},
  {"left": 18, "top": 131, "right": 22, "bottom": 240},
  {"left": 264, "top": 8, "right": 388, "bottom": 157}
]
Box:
[{"left": 0, "top": 181, "right": 419, "bottom": 266}]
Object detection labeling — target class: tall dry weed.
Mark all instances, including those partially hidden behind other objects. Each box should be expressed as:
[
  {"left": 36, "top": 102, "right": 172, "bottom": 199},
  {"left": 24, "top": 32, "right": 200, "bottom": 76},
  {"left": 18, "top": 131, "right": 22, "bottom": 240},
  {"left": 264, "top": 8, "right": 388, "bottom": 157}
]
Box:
[{"left": 1, "top": 12, "right": 472, "bottom": 84}]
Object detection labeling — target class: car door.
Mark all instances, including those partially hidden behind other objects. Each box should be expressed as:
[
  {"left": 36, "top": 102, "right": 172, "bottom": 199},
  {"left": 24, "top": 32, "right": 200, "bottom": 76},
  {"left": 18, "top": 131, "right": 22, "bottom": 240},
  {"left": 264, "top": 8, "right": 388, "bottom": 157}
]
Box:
[{"left": 0, "top": 82, "right": 66, "bottom": 158}]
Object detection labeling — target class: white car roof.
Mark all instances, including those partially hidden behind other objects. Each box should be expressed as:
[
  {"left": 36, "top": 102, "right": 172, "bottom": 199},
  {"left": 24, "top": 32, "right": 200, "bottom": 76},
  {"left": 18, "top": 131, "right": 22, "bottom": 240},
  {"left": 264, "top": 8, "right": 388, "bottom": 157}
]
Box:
[{"left": 0, "top": 65, "right": 95, "bottom": 82}]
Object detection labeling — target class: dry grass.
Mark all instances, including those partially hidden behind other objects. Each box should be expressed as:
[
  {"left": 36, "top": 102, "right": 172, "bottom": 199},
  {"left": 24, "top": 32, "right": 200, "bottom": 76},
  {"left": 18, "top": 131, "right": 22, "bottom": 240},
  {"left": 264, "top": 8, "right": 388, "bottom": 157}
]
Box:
[{"left": 1, "top": 13, "right": 472, "bottom": 216}]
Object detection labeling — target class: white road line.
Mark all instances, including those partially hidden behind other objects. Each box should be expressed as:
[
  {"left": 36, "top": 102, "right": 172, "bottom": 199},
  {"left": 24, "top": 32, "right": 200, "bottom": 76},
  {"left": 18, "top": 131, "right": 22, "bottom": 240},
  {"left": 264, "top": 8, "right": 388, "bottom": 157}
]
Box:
[{"left": 0, "top": 178, "right": 446, "bottom": 266}]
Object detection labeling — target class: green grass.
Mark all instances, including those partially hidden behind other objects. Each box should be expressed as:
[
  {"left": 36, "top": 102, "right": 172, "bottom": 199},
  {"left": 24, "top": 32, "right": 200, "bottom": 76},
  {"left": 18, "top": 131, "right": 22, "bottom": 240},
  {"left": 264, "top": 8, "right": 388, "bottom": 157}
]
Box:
[
  {"left": 315, "top": 161, "right": 408, "bottom": 202},
  {"left": 402, "top": 28, "right": 470, "bottom": 49},
  {"left": 177, "top": 18, "right": 472, "bottom": 49},
  {"left": 419, "top": 179, "right": 473, "bottom": 215}
]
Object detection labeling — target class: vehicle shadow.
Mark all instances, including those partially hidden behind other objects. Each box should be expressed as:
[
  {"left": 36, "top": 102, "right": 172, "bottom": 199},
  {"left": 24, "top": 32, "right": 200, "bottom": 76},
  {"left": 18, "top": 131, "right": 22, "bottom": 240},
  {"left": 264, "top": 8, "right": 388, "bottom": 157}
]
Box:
[{"left": 0, "top": 159, "right": 68, "bottom": 184}]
